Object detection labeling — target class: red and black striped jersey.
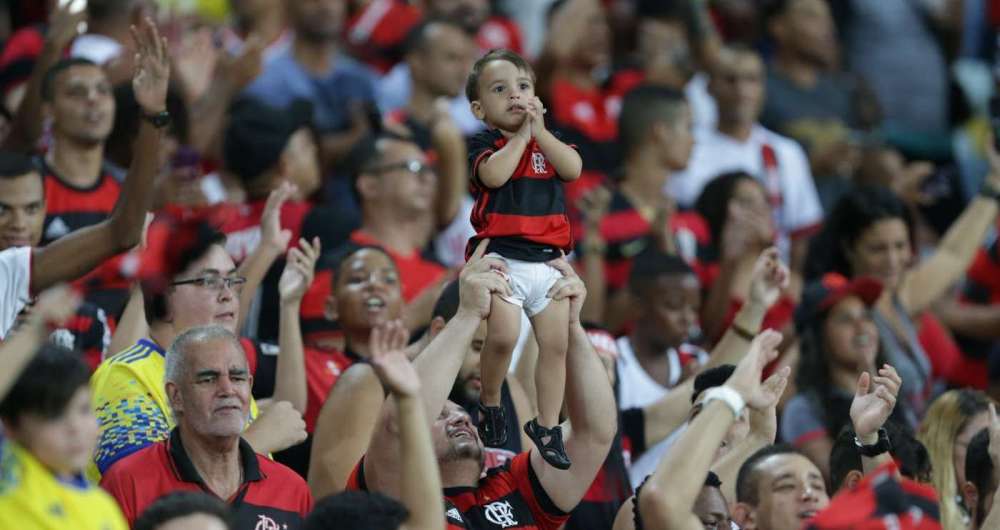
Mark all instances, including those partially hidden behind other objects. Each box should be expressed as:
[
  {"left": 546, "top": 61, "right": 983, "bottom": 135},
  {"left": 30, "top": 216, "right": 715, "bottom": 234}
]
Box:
[
  {"left": 578, "top": 188, "right": 711, "bottom": 291},
  {"left": 47, "top": 300, "right": 112, "bottom": 372},
  {"left": 467, "top": 129, "right": 574, "bottom": 262},
  {"left": 805, "top": 463, "right": 940, "bottom": 530},
  {"left": 445, "top": 452, "right": 570, "bottom": 530},
  {"left": 40, "top": 161, "right": 131, "bottom": 316}
]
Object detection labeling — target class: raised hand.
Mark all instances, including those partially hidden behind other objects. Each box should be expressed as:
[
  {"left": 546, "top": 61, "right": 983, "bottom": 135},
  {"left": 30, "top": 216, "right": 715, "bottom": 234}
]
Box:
[
  {"left": 850, "top": 364, "right": 901, "bottom": 440},
  {"left": 576, "top": 186, "right": 612, "bottom": 230},
  {"left": 279, "top": 237, "right": 321, "bottom": 304},
  {"left": 172, "top": 27, "right": 219, "bottom": 102},
  {"left": 547, "top": 257, "right": 587, "bottom": 325},
  {"left": 369, "top": 320, "right": 420, "bottom": 397},
  {"left": 458, "top": 239, "right": 513, "bottom": 320},
  {"left": 748, "top": 367, "right": 790, "bottom": 443},
  {"left": 46, "top": 0, "right": 86, "bottom": 50},
  {"left": 747, "top": 247, "right": 789, "bottom": 308},
  {"left": 32, "top": 284, "right": 83, "bottom": 327},
  {"left": 528, "top": 96, "right": 547, "bottom": 138},
  {"left": 131, "top": 17, "right": 170, "bottom": 114},
  {"left": 260, "top": 181, "right": 296, "bottom": 252},
  {"left": 219, "top": 34, "right": 264, "bottom": 92},
  {"left": 726, "top": 329, "right": 783, "bottom": 408}
]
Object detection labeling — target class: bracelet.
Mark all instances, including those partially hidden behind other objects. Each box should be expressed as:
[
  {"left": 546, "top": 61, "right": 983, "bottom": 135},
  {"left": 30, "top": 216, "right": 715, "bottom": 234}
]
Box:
[
  {"left": 854, "top": 427, "right": 891, "bottom": 457},
  {"left": 702, "top": 386, "right": 746, "bottom": 419},
  {"left": 731, "top": 321, "right": 756, "bottom": 342}
]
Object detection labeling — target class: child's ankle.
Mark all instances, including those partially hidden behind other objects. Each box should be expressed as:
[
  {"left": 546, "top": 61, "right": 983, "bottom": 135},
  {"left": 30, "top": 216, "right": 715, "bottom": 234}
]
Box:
[{"left": 480, "top": 394, "right": 502, "bottom": 407}]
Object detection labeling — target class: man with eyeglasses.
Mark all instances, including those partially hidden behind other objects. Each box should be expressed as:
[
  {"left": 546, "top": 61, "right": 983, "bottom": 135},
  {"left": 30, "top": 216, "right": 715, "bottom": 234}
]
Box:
[
  {"left": 89, "top": 220, "right": 309, "bottom": 482},
  {"left": 338, "top": 131, "right": 447, "bottom": 331}
]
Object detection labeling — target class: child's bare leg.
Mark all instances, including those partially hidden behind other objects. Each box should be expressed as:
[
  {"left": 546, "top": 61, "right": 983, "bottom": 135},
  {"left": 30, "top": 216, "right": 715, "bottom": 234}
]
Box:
[
  {"left": 530, "top": 298, "right": 569, "bottom": 428},
  {"left": 481, "top": 295, "right": 522, "bottom": 407}
]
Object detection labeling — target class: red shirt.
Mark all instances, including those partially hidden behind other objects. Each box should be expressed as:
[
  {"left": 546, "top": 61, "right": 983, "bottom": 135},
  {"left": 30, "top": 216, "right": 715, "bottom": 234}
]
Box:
[
  {"left": 100, "top": 429, "right": 312, "bottom": 528},
  {"left": 445, "top": 452, "right": 569, "bottom": 530},
  {"left": 468, "top": 129, "right": 574, "bottom": 261},
  {"left": 207, "top": 199, "right": 312, "bottom": 263},
  {"left": 40, "top": 163, "right": 130, "bottom": 316},
  {"left": 303, "top": 346, "right": 357, "bottom": 432}
]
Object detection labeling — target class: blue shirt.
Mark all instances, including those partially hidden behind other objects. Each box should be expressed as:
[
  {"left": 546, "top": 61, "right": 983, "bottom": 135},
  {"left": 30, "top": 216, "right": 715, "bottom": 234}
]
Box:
[{"left": 245, "top": 44, "right": 376, "bottom": 134}]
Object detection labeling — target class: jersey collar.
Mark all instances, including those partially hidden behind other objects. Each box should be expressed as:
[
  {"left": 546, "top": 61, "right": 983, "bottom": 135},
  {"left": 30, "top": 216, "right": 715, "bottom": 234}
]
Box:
[
  {"left": 167, "top": 427, "right": 262, "bottom": 486},
  {"left": 138, "top": 338, "right": 166, "bottom": 357}
]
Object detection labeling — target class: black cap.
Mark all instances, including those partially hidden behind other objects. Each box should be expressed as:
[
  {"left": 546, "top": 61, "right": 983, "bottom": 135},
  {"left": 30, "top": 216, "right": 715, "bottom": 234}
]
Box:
[{"left": 223, "top": 96, "right": 314, "bottom": 184}]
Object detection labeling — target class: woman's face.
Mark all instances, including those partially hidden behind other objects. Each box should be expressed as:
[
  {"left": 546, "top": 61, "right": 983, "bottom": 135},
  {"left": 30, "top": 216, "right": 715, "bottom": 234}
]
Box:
[
  {"left": 847, "top": 218, "right": 911, "bottom": 290},
  {"left": 822, "top": 295, "right": 879, "bottom": 374},
  {"left": 954, "top": 410, "right": 991, "bottom": 489}
]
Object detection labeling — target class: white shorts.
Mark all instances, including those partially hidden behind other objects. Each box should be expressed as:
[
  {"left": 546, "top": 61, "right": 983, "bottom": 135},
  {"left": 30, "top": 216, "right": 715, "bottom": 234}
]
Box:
[{"left": 488, "top": 253, "right": 564, "bottom": 317}]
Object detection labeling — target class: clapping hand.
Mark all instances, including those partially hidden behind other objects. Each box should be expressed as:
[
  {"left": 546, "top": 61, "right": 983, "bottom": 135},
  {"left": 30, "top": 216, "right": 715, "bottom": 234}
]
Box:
[
  {"left": 370, "top": 320, "right": 419, "bottom": 397},
  {"left": 850, "top": 364, "right": 901, "bottom": 442}
]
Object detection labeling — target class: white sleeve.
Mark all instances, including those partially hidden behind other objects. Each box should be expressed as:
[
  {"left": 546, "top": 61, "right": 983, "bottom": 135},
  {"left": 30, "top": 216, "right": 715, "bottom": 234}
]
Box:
[
  {"left": 778, "top": 140, "right": 824, "bottom": 237},
  {"left": 0, "top": 247, "right": 31, "bottom": 340}
]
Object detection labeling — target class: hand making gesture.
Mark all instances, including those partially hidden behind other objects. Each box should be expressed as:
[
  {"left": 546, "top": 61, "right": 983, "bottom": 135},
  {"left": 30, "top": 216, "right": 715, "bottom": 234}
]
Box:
[{"left": 131, "top": 17, "right": 171, "bottom": 115}]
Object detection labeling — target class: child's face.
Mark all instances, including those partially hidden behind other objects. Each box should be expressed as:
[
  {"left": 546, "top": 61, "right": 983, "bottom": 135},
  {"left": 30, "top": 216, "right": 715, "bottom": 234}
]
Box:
[
  {"left": 645, "top": 272, "right": 701, "bottom": 348},
  {"left": 471, "top": 60, "right": 536, "bottom": 132},
  {"left": 7, "top": 386, "right": 98, "bottom": 477}
]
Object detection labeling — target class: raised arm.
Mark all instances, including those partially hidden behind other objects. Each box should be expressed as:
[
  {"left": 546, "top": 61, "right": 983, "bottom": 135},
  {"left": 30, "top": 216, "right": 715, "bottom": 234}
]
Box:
[
  {"left": 237, "top": 183, "right": 295, "bottom": 326},
  {"left": 529, "top": 98, "right": 582, "bottom": 181},
  {"left": 640, "top": 248, "right": 788, "bottom": 446},
  {"left": 31, "top": 18, "right": 168, "bottom": 292},
  {"left": 899, "top": 149, "right": 1000, "bottom": 315},
  {"left": 365, "top": 240, "right": 511, "bottom": 495},
  {"left": 638, "top": 331, "right": 786, "bottom": 530},
  {"left": 2, "top": 3, "right": 84, "bottom": 152},
  {"left": 849, "top": 365, "right": 902, "bottom": 474},
  {"left": 430, "top": 102, "right": 467, "bottom": 227},
  {"left": 529, "top": 258, "right": 617, "bottom": 512},
  {"left": 0, "top": 286, "right": 80, "bottom": 400},
  {"left": 369, "top": 321, "right": 446, "bottom": 530},
  {"left": 274, "top": 237, "right": 320, "bottom": 415},
  {"left": 307, "top": 363, "right": 384, "bottom": 497}
]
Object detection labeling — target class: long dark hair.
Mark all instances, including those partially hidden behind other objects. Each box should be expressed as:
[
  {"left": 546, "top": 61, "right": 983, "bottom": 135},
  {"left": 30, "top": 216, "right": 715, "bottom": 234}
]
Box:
[
  {"left": 804, "top": 185, "right": 915, "bottom": 281},
  {"left": 694, "top": 171, "right": 760, "bottom": 260},
  {"left": 795, "top": 315, "right": 893, "bottom": 438}
]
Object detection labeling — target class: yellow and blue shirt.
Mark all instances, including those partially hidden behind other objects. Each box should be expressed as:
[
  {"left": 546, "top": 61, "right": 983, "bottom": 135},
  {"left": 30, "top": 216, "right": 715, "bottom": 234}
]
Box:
[
  {"left": 89, "top": 338, "right": 259, "bottom": 481},
  {"left": 0, "top": 435, "right": 127, "bottom": 529}
]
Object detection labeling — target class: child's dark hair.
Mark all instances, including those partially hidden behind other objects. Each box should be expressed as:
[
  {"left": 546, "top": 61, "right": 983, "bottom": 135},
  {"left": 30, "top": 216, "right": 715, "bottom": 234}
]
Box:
[
  {"left": 0, "top": 343, "right": 91, "bottom": 425},
  {"left": 465, "top": 48, "right": 535, "bottom": 102}
]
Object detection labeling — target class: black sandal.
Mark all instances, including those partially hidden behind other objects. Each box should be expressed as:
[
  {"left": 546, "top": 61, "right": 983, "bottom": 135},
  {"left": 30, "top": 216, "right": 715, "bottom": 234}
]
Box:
[
  {"left": 478, "top": 403, "right": 508, "bottom": 447},
  {"left": 524, "top": 418, "right": 571, "bottom": 470}
]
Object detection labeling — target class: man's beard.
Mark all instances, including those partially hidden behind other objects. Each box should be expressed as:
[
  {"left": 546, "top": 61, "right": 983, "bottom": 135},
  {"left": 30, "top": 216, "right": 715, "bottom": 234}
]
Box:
[{"left": 442, "top": 438, "right": 485, "bottom": 468}]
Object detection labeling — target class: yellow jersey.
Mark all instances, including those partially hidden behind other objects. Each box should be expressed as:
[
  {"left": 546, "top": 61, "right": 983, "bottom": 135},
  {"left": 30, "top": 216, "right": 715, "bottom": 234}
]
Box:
[
  {"left": 89, "top": 338, "right": 259, "bottom": 481},
  {"left": 0, "top": 437, "right": 127, "bottom": 530}
]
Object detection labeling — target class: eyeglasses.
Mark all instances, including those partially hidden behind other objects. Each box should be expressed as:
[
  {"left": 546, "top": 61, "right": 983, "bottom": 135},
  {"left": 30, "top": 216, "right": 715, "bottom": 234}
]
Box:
[
  {"left": 171, "top": 275, "right": 247, "bottom": 291},
  {"left": 366, "top": 159, "right": 431, "bottom": 176}
]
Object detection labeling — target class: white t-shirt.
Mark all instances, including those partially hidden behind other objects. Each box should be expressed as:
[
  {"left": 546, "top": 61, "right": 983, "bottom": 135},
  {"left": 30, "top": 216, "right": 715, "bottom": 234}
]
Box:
[
  {"left": 666, "top": 124, "right": 823, "bottom": 259},
  {"left": 616, "top": 336, "right": 705, "bottom": 488},
  {"left": 0, "top": 247, "right": 31, "bottom": 340}
]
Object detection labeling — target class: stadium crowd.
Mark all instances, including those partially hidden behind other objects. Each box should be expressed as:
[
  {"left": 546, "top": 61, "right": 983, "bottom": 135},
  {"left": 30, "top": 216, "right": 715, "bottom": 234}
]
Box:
[{"left": 3, "top": 0, "right": 1000, "bottom": 529}]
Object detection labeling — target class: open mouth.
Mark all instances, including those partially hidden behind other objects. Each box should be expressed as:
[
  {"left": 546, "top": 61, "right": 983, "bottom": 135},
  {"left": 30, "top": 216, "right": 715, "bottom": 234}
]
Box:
[
  {"left": 215, "top": 312, "right": 236, "bottom": 322},
  {"left": 449, "top": 427, "right": 476, "bottom": 440},
  {"left": 799, "top": 510, "right": 818, "bottom": 520},
  {"left": 365, "top": 296, "right": 386, "bottom": 310}
]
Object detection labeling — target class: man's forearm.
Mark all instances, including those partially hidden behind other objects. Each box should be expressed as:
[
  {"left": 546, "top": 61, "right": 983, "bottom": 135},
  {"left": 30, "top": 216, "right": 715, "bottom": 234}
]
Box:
[
  {"left": 414, "top": 310, "right": 482, "bottom": 419},
  {"left": 397, "top": 391, "right": 446, "bottom": 530},
  {"left": 31, "top": 122, "right": 161, "bottom": 292},
  {"left": 0, "top": 316, "right": 47, "bottom": 401},
  {"left": 3, "top": 43, "right": 61, "bottom": 152},
  {"left": 564, "top": 323, "right": 615, "bottom": 442},
  {"left": 275, "top": 302, "right": 308, "bottom": 414},
  {"left": 535, "top": 129, "right": 581, "bottom": 181}
]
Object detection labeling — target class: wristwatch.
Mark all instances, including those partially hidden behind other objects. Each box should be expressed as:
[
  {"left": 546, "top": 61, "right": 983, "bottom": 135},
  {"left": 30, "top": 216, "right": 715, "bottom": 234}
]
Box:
[
  {"left": 854, "top": 428, "right": 891, "bottom": 457},
  {"left": 142, "top": 110, "right": 171, "bottom": 129}
]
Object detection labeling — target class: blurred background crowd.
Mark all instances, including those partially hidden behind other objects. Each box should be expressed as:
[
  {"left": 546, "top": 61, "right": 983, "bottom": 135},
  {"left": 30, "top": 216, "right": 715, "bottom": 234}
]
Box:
[{"left": 5, "top": 0, "right": 1000, "bottom": 528}]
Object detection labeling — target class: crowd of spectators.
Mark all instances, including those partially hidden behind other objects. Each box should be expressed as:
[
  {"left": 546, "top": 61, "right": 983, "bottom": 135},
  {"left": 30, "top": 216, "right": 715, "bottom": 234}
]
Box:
[{"left": 4, "top": 0, "right": 1000, "bottom": 529}]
